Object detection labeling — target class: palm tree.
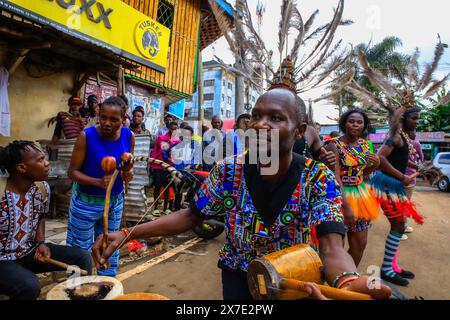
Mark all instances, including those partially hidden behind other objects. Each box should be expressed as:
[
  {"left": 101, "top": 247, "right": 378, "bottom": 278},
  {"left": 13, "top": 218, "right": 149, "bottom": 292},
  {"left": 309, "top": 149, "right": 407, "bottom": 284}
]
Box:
[
  {"left": 333, "top": 36, "right": 410, "bottom": 112},
  {"left": 418, "top": 87, "right": 450, "bottom": 132},
  {"left": 337, "top": 35, "right": 450, "bottom": 132}
]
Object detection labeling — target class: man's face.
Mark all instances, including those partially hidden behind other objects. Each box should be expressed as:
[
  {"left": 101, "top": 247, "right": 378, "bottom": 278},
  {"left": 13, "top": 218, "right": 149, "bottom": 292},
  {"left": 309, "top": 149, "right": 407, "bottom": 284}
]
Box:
[
  {"left": 17, "top": 147, "right": 49, "bottom": 181},
  {"left": 99, "top": 105, "right": 123, "bottom": 137},
  {"left": 177, "top": 129, "right": 192, "bottom": 141},
  {"left": 92, "top": 101, "right": 99, "bottom": 114},
  {"left": 248, "top": 89, "right": 304, "bottom": 156},
  {"left": 169, "top": 123, "right": 179, "bottom": 133},
  {"left": 237, "top": 117, "right": 250, "bottom": 131},
  {"left": 133, "top": 111, "right": 144, "bottom": 126},
  {"left": 69, "top": 103, "right": 82, "bottom": 113},
  {"left": 211, "top": 118, "right": 222, "bottom": 130},
  {"left": 405, "top": 112, "right": 419, "bottom": 131},
  {"left": 165, "top": 117, "right": 173, "bottom": 126},
  {"left": 315, "top": 123, "right": 321, "bottom": 134}
]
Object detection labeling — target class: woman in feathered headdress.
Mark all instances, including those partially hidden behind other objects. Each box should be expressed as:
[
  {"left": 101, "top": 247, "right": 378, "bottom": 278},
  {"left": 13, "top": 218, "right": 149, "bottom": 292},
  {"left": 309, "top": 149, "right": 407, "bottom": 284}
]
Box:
[{"left": 343, "top": 37, "right": 449, "bottom": 286}]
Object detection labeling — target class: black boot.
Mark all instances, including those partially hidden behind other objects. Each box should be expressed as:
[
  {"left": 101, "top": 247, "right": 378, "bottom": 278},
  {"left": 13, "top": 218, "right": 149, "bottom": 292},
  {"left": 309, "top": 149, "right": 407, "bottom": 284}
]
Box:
[
  {"left": 381, "top": 271, "right": 409, "bottom": 286},
  {"left": 397, "top": 270, "right": 415, "bottom": 279}
]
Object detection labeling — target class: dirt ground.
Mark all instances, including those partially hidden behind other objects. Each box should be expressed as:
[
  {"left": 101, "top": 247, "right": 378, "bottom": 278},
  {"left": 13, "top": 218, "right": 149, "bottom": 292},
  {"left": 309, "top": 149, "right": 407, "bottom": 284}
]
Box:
[
  {"left": 358, "top": 185, "right": 450, "bottom": 300},
  {"left": 118, "top": 186, "right": 450, "bottom": 300}
]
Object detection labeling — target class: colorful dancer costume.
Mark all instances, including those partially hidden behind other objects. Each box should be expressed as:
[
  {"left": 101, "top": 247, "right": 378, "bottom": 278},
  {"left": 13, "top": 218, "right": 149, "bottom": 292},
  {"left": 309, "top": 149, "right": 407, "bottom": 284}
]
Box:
[
  {"left": 343, "top": 38, "right": 450, "bottom": 286},
  {"left": 332, "top": 137, "right": 380, "bottom": 232},
  {"left": 341, "top": 41, "right": 450, "bottom": 283},
  {"left": 370, "top": 132, "right": 423, "bottom": 225},
  {"left": 369, "top": 130, "right": 424, "bottom": 282}
]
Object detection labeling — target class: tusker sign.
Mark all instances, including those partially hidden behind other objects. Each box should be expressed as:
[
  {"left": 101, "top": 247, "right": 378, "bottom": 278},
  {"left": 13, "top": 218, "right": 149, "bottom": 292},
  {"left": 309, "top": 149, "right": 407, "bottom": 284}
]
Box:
[{"left": 0, "top": 0, "right": 170, "bottom": 72}]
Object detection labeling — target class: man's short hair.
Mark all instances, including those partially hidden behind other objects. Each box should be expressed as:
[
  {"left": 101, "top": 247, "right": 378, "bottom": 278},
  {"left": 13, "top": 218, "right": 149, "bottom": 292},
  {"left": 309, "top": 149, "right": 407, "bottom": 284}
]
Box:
[
  {"left": 183, "top": 125, "right": 194, "bottom": 134},
  {"left": 236, "top": 113, "right": 251, "bottom": 123},
  {"left": 132, "top": 106, "right": 145, "bottom": 116},
  {"left": 329, "top": 131, "right": 340, "bottom": 138}
]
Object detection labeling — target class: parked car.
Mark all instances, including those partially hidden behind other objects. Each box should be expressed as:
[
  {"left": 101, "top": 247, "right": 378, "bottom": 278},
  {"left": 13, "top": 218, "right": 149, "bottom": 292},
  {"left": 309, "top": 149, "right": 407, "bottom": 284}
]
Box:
[{"left": 433, "top": 152, "right": 450, "bottom": 192}]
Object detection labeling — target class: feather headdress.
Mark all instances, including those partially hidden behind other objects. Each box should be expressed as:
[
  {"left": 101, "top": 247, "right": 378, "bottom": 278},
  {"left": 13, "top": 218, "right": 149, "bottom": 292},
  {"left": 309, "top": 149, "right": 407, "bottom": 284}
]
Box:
[
  {"left": 207, "top": 0, "right": 352, "bottom": 95},
  {"left": 344, "top": 37, "right": 449, "bottom": 182},
  {"left": 345, "top": 36, "right": 450, "bottom": 118}
]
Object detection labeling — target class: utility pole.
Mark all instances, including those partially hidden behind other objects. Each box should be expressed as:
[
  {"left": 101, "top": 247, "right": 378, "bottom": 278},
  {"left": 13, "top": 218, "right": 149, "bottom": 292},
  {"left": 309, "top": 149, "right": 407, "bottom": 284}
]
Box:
[
  {"left": 235, "top": 60, "right": 245, "bottom": 117},
  {"left": 197, "top": 48, "right": 204, "bottom": 136}
]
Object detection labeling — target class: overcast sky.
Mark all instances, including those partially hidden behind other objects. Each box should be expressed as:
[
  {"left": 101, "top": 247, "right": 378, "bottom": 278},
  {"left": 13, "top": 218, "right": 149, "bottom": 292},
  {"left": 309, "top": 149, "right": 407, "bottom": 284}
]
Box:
[{"left": 203, "top": 0, "right": 450, "bottom": 124}]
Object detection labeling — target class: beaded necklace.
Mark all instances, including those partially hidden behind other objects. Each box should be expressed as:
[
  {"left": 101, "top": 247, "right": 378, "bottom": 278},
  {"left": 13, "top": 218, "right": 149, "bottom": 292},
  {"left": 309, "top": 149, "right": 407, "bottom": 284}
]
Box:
[{"left": 400, "top": 129, "right": 417, "bottom": 158}]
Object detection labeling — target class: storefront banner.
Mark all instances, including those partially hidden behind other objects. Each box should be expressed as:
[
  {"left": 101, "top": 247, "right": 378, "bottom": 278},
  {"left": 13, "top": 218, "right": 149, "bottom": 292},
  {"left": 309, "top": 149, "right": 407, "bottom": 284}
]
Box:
[
  {"left": 369, "top": 132, "right": 447, "bottom": 143},
  {"left": 0, "top": 0, "right": 170, "bottom": 72}
]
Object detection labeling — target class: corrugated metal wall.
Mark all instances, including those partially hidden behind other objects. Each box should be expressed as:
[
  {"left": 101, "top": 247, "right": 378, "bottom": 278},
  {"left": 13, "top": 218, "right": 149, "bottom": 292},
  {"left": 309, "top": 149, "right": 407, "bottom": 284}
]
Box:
[
  {"left": 123, "top": 134, "right": 151, "bottom": 222},
  {"left": 122, "top": 0, "right": 201, "bottom": 96},
  {"left": 40, "top": 136, "right": 151, "bottom": 221}
]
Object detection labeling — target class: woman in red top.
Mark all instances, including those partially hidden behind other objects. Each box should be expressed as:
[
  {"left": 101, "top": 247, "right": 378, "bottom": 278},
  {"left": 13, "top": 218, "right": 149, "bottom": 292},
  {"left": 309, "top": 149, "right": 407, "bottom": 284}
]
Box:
[{"left": 150, "top": 121, "right": 180, "bottom": 215}]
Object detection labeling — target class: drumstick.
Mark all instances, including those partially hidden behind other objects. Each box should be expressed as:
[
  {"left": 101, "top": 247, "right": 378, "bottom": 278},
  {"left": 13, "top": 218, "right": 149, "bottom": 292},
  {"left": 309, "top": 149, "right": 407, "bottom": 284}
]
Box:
[
  {"left": 42, "top": 256, "right": 88, "bottom": 276},
  {"left": 280, "top": 278, "right": 373, "bottom": 300},
  {"left": 102, "top": 169, "right": 120, "bottom": 255}
]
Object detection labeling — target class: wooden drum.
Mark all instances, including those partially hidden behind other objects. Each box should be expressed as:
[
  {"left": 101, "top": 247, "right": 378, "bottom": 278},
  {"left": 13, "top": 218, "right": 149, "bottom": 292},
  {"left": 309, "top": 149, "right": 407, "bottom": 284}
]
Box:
[{"left": 247, "top": 244, "right": 323, "bottom": 300}]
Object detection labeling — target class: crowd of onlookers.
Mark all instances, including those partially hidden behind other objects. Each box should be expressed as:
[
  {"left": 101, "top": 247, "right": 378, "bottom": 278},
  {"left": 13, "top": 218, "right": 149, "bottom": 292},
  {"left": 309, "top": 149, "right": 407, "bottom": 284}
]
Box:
[{"left": 45, "top": 95, "right": 252, "bottom": 216}]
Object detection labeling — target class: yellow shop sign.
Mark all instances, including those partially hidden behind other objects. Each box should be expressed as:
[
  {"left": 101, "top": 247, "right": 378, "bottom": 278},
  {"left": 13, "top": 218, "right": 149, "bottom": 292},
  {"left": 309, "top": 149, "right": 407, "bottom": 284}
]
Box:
[{"left": 0, "top": 0, "right": 170, "bottom": 72}]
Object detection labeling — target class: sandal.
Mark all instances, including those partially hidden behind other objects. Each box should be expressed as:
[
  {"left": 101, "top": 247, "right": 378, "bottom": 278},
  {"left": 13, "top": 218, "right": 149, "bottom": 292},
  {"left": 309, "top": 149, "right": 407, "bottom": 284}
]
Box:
[
  {"left": 152, "top": 210, "right": 161, "bottom": 217},
  {"left": 164, "top": 209, "right": 172, "bottom": 215}
]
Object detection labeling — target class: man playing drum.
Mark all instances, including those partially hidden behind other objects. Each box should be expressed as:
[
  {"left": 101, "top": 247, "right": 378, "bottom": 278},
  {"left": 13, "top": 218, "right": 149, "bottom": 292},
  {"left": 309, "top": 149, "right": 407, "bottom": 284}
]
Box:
[{"left": 92, "top": 85, "right": 391, "bottom": 300}]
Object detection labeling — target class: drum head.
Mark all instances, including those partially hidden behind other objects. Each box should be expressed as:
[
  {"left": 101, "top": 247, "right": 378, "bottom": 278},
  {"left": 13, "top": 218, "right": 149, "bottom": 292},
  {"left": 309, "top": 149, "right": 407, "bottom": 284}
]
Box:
[{"left": 46, "top": 275, "right": 123, "bottom": 300}]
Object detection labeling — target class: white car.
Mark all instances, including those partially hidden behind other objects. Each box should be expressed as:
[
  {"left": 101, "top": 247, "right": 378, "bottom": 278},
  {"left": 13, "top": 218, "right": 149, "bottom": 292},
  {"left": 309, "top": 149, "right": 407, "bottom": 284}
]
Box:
[{"left": 433, "top": 152, "right": 450, "bottom": 192}]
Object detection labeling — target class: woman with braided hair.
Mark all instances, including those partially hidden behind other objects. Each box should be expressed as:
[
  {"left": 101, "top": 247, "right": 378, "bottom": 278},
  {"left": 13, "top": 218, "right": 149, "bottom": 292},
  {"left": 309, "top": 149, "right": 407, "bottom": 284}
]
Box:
[{"left": 67, "top": 96, "right": 135, "bottom": 277}]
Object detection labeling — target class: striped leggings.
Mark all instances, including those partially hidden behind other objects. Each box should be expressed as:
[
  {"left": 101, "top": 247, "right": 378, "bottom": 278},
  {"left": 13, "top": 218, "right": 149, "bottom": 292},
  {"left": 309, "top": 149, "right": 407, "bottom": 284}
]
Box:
[{"left": 67, "top": 191, "right": 123, "bottom": 277}]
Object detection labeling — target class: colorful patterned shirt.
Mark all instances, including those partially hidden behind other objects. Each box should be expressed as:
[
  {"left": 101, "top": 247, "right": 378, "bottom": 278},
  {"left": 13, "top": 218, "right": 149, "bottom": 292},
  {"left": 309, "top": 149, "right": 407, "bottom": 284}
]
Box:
[
  {"left": 0, "top": 182, "right": 50, "bottom": 261},
  {"left": 192, "top": 155, "right": 344, "bottom": 272},
  {"left": 333, "top": 137, "right": 371, "bottom": 186}
]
